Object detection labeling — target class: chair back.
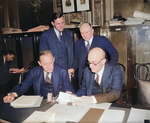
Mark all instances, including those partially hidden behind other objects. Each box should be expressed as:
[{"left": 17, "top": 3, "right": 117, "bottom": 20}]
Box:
[
  {"left": 132, "top": 63, "right": 150, "bottom": 106},
  {"left": 117, "top": 63, "right": 125, "bottom": 85},
  {"left": 117, "top": 63, "right": 128, "bottom": 104},
  {"left": 132, "top": 63, "right": 150, "bottom": 87}
]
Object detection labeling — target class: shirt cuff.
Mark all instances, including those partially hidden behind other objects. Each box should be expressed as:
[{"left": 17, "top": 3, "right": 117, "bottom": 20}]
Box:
[
  {"left": 91, "top": 96, "right": 97, "bottom": 103},
  {"left": 8, "top": 92, "right": 18, "bottom": 97}
]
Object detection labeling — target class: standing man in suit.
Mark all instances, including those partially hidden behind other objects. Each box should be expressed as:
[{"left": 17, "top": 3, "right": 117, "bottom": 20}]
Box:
[
  {"left": 68, "top": 22, "right": 118, "bottom": 86},
  {"left": 40, "top": 12, "right": 74, "bottom": 70},
  {"left": 3, "top": 50, "right": 75, "bottom": 103},
  {"left": 74, "top": 48, "right": 122, "bottom": 106}
]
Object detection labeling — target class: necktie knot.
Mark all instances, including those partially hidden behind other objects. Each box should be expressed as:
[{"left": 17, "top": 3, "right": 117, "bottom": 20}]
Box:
[
  {"left": 87, "top": 42, "right": 90, "bottom": 52},
  {"left": 46, "top": 72, "right": 52, "bottom": 83}
]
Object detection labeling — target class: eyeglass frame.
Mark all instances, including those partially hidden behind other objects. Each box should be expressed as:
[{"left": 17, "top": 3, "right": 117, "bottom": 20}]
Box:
[{"left": 87, "top": 58, "right": 105, "bottom": 66}]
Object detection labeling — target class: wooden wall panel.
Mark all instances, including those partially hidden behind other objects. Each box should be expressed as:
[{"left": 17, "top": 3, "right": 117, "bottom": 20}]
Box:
[{"left": 109, "top": 28, "right": 127, "bottom": 86}]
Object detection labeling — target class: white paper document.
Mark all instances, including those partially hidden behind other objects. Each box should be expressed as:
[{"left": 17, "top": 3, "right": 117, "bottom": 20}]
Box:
[
  {"left": 23, "top": 111, "right": 55, "bottom": 123},
  {"left": 56, "top": 91, "right": 81, "bottom": 104},
  {"left": 46, "top": 104, "right": 90, "bottom": 123},
  {"left": 98, "top": 109, "right": 125, "bottom": 123},
  {"left": 127, "top": 107, "right": 150, "bottom": 123},
  {"left": 11, "top": 95, "right": 43, "bottom": 108},
  {"left": 83, "top": 103, "right": 112, "bottom": 110}
]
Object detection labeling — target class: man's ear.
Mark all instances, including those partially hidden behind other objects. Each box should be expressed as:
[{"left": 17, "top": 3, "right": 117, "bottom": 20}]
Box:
[
  {"left": 92, "top": 28, "right": 94, "bottom": 34},
  {"left": 102, "top": 59, "right": 107, "bottom": 65},
  {"left": 51, "top": 21, "right": 54, "bottom": 26},
  {"left": 38, "top": 61, "right": 41, "bottom": 66}
]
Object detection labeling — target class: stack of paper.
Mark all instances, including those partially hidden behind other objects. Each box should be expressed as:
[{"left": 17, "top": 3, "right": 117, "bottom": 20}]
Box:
[
  {"left": 56, "top": 92, "right": 81, "bottom": 104},
  {"left": 127, "top": 107, "right": 150, "bottom": 123},
  {"left": 98, "top": 109, "right": 125, "bottom": 123},
  {"left": 10, "top": 95, "right": 43, "bottom": 108},
  {"left": 46, "top": 104, "right": 90, "bottom": 122},
  {"left": 23, "top": 111, "right": 55, "bottom": 123}
]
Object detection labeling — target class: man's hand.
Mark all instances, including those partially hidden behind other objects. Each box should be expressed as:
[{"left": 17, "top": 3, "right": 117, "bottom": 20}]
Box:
[
  {"left": 74, "top": 96, "right": 95, "bottom": 106},
  {"left": 9, "top": 67, "right": 27, "bottom": 73},
  {"left": 66, "top": 91, "right": 74, "bottom": 95},
  {"left": 3, "top": 93, "right": 17, "bottom": 103},
  {"left": 68, "top": 68, "right": 74, "bottom": 76}
]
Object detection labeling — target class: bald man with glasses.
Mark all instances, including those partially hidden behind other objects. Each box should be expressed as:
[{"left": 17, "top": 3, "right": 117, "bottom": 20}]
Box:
[{"left": 75, "top": 47, "right": 122, "bottom": 106}]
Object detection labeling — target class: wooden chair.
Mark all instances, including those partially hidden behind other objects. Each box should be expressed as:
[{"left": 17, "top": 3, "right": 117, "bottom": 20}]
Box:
[
  {"left": 132, "top": 63, "right": 150, "bottom": 106},
  {"left": 117, "top": 63, "right": 128, "bottom": 104}
]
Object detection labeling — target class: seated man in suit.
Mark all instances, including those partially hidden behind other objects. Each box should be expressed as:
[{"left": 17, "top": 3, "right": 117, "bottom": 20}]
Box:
[
  {"left": 3, "top": 50, "right": 75, "bottom": 103},
  {"left": 74, "top": 47, "right": 122, "bottom": 106},
  {"left": 0, "top": 50, "right": 26, "bottom": 94}
]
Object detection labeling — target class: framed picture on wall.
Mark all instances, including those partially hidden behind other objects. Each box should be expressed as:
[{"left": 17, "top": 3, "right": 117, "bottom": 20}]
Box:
[
  {"left": 62, "top": 0, "right": 75, "bottom": 13},
  {"left": 76, "top": 0, "right": 90, "bottom": 12}
]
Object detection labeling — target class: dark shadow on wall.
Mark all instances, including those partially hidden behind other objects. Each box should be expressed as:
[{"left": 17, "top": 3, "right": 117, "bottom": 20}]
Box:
[{"left": 18, "top": 0, "right": 54, "bottom": 31}]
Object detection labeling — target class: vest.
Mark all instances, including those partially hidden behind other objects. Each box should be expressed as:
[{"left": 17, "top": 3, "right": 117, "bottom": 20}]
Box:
[
  {"left": 40, "top": 79, "right": 54, "bottom": 99},
  {"left": 92, "top": 80, "right": 103, "bottom": 95},
  {"left": 56, "top": 36, "right": 68, "bottom": 69}
]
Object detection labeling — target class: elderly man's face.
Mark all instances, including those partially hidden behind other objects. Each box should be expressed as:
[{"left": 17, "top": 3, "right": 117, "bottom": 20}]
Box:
[
  {"left": 88, "top": 55, "right": 105, "bottom": 73},
  {"left": 80, "top": 23, "right": 94, "bottom": 41},
  {"left": 38, "top": 54, "right": 54, "bottom": 73},
  {"left": 51, "top": 16, "right": 65, "bottom": 32}
]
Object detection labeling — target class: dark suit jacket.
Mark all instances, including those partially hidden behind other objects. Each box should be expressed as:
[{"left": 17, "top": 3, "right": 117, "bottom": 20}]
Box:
[
  {"left": 10, "top": 64, "right": 75, "bottom": 96},
  {"left": 72, "top": 35, "right": 118, "bottom": 85},
  {"left": 76, "top": 64, "right": 122, "bottom": 103},
  {"left": 40, "top": 28, "right": 74, "bottom": 69},
  {"left": 0, "top": 56, "right": 13, "bottom": 85}
]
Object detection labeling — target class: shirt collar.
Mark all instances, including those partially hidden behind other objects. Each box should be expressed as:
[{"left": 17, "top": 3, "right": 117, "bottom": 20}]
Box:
[
  {"left": 97, "top": 64, "right": 105, "bottom": 77},
  {"left": 44, "top": 71, "right": 52, "bottom": 79},
  {"left": 3, "top": 55, "right": 6, "bottom": 64},
  {"left": 84, "top": 35, "right": 93, "bottom": 46},
  {"left": 54, "top": 27, "right": 62, "bottom": 37}
]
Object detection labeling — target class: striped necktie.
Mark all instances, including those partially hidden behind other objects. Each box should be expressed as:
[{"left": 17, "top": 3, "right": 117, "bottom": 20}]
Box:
[
  {"left": 46, "top": 72, "right": 52, "bottom": 83},
  {"left": 87, "top": 41, "right": 90, "bottom": 52},
  {"left": 95, "top": 74, "right": 99, "bottom": 84},
  {"left": 59, "top": 31, "right": 62, "bottom": 41}
]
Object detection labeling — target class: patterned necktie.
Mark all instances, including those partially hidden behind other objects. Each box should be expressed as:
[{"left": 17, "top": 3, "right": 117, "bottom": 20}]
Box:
[
  {"left": 46, "top": 72, "right": 52, "bottom": 83},
  {"left": 95, "top": 74, "right": 99, "bottom": 84},
  {"left": 87, "top": 41, "right": 90, "bottom": 52}
]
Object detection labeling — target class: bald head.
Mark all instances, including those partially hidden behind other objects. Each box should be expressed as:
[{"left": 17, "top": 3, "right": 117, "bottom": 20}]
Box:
[
  {"left": 79, "top": 22, "right": 94, "bottom": 41},
  {"left": 88, "top": 47, "right": 105, "bottom": 60},
  {"left": 88, "top": 47, "right": 106, "bottom": 73}
]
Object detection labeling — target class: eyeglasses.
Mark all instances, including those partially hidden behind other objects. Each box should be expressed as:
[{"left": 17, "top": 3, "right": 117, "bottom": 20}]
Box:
[{"left": 87, "top": 58, "right": 105, "bottom": 66}]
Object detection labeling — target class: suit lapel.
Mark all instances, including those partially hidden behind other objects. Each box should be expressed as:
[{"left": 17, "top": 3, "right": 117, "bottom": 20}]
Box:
[
  {"left": 34, "top": 68, "right": 44, "bottom": 95},
  {"left": 80, "top": 40, "right": 88, "bottom": 65},
  {"left": 101, "top": 64, "right": 110, "bottom": 88},
  {"left": 86, "top": 69, "right": 95, "bottom": 95},
  {"left": 50, "top": 28, "right": 59, "bottom": 56},
  {"left": 90, "top": 35, "right": 96, "bottom": 50}
]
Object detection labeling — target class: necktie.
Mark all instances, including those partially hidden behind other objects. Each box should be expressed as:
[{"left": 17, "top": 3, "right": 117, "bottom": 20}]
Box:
[
  {"left": 46, "top": 72, "right": 52, "bottom": 83},
  {"left": 87, "top": 41, "right": 90, "bottom": 52},
  {"left": 95, "top": 74, "right": 99, "bottom": 84},
  {"left": 59, "top": 31, "right": 62, "bottom": 41}
]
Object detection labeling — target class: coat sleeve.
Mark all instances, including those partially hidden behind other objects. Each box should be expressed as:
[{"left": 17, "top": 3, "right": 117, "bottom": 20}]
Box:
[
  {"left": 72, "top": 41, "right": 79, "bottom": 71},
  {"left": 94, "top": 68, "right": 122, "bottom": 103},
  {"left": 60, "top": 68, "right": 75, "bottom": 94},
  {"left": 40, "top": 31, "right": 49, "bottom": 52},
  {"left": 10, "top": 69, "right": 35, "bottom": 96},
  {"left": 102, "top": 37, "right": 118, "bottom": 66},
  {"left": 75, "top": 67, "right": 88, "bottom": 96}
]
